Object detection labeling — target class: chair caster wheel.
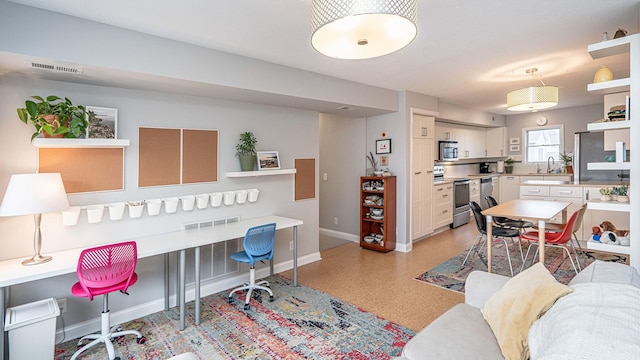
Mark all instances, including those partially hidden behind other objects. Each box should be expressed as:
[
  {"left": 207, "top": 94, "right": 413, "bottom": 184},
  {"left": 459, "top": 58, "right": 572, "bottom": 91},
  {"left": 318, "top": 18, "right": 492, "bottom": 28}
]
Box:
[
  {"left": 77, "top": 344, "right": 84, "bottom": 350},
  {"left": 269, "top": 295, "right": 274, "bottom": 302},
  {"left": 228, "top": 297, "right": 233, "bottom": 304},
  {"left": 137, "top": 336, "right": 146, "bottom": 344},
  {"left": 244, "top": 304, "right": 250, "bottom": 310}
]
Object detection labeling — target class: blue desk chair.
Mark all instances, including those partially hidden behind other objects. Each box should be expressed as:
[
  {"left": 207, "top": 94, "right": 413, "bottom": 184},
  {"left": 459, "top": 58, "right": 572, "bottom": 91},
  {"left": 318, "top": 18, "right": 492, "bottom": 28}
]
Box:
[{"left": 228, "top": 223, "right": 276, "bottom": 310}]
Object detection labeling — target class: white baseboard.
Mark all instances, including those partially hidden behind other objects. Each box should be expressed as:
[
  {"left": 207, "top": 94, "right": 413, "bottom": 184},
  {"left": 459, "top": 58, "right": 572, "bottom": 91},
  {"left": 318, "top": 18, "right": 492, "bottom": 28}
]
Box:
[
  {"left": 57, "top": 252, "right": 322, "bottom": 342},
  {"left": 319, "top": 228, "right": 358, "bottom": 242}
]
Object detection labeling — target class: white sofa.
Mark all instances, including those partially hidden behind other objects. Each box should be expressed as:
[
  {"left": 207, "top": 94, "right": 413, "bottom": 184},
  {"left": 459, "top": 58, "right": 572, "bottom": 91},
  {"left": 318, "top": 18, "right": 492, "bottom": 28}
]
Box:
[{"left": 395, "top": 260, "right": 640, "bottom": 360}]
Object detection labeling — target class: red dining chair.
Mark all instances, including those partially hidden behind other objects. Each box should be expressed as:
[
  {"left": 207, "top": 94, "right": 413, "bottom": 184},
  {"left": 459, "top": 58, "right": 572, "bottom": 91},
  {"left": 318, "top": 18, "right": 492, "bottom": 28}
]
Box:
[
  {"left": 519, "top": 208, "right": 581, "bottom": 274},
  {"left": 71, "top": 241, "right": 146, "bottom": 360}
]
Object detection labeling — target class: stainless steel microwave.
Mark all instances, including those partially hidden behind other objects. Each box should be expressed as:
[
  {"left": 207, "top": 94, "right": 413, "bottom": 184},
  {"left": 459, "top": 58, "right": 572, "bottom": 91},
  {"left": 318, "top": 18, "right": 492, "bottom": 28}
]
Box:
[{"left": 439, "top": 140, "right": 459, "bottom": 161}]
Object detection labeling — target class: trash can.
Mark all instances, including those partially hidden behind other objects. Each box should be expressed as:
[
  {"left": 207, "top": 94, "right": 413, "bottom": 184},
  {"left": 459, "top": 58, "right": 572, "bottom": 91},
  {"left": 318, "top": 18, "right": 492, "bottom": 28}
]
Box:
[{"left": 4, "top": 298, "right": 60, "bottom": 360}]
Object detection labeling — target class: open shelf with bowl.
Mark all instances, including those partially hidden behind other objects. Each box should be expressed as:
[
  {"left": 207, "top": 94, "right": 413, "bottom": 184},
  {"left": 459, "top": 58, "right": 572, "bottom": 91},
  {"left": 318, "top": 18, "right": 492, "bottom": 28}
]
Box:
[{"left": 360, "top": 176, "right": 396, "bottom": 253}]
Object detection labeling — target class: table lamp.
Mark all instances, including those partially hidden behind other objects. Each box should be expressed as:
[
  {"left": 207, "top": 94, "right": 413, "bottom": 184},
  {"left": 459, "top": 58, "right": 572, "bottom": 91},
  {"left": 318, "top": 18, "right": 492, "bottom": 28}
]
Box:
[{"left": 0, "top": 173, "right": 69, "bottom": 265}]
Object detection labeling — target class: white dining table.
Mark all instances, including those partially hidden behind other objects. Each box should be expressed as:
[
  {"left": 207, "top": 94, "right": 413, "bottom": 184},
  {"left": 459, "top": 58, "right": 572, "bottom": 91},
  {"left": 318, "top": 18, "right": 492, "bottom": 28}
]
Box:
[{"left": 481, "top": 199, "right": 570, "bottom": 273}]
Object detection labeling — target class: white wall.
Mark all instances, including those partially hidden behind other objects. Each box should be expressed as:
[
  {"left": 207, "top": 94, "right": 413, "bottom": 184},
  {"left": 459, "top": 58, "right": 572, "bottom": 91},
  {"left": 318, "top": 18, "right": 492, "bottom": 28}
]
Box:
[
  {"left": 0, "top": 76, "right": 320, "bottom": 331},
  {"left": 318, "top": 114, "right": 365, "bottom": 239},
  {"left": 505, "top": 103, "right": 602, "bottom": 166}
]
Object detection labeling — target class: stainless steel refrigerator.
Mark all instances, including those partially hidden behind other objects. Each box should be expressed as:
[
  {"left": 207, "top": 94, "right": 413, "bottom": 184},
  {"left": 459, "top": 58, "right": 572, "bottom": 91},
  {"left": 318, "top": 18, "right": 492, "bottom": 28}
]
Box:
[{"left": 573, "top": 131, "right": 629, "bottom": 182}]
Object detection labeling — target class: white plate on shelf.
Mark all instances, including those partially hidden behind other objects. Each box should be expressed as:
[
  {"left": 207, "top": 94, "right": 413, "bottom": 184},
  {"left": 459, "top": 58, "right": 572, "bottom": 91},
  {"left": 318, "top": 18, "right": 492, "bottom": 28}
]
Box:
[{"left": 370, "top": 215, "right": 384, "bottom": 220}]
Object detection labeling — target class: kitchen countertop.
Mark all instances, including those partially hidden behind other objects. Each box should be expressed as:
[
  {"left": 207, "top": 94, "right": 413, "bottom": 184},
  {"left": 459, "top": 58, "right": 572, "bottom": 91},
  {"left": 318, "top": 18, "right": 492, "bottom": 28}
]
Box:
[{"left": 520, "top": 179, "right": 629, "bottom": 187}]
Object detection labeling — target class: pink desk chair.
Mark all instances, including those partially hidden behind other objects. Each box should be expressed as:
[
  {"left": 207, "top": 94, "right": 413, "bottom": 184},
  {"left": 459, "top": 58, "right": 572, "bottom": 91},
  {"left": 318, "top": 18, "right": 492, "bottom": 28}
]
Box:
[{"left": 70, "top": 241, "right": 146, "bottom": 360}]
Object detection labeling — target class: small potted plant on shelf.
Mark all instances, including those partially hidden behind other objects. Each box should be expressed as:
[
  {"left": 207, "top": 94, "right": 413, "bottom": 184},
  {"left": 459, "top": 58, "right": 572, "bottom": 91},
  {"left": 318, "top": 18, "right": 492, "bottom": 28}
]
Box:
[
  {"left": 599, "top": 187, "right": 612, "bottom": 201},
  {"left": 235, "top": 131, "right": 257, "bottom": 171},
  {"left": 560, "top": 152, "right": 573, "bottom": 173},
  {"left": 504, "top": 158, "right": 514, "bottom": 174},
  {"left": 16, "top": 95, "right": 88, "bottom": 141},
  {"left": 617, "top": 185, "right": 629, "bottom": 202}
]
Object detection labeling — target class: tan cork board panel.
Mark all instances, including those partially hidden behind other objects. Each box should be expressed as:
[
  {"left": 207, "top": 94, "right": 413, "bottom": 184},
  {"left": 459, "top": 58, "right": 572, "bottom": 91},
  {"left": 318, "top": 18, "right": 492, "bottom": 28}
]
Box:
[
  {"left": 38, "top": 148, "right": 124, "bottom": 193},
  {"left": 182, "top": 129, "right": 218, "bottom": 184},
  {"left": 138, "top": 127, "right": 181, "bottom": 187},
  {"left": 294, "top": 158, "right": 315, "bottom": 201}
]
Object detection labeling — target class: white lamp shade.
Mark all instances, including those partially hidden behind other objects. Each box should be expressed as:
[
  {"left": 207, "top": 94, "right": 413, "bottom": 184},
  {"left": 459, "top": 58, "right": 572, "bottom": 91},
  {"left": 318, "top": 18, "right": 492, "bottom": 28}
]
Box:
[
  {"left": 311, "top": 0, "right": 418, "bottom": 59},
  {"left": 507, "top": 86, "right": 559, "bottom": 111},
  {"left": 0, "top": 173, "right": 69, "bottom": 216}
]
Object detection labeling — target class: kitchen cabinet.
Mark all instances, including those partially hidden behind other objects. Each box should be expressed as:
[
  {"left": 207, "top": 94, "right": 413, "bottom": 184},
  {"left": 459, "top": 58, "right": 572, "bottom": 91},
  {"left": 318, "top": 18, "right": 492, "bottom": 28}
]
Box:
[
  {"left": 519, "top": 185, "right": 583, "bottom": 238},
  {"left": 469, "top": 179, "right": 480, "bottom": 220},
  {"left": 433, "top": 182, "right": 453, "bottom": 229},
  {"left": 499, "top": 175, "right": 520, "bottom": 203},
  {"left": 491, "top": 176, "right": 500, "bottom": 203},
  {"left": 413, "top": 114, "right": 435, "bottom": 139},
  {"left": 585, "top": 34, "right": 636, "bottom": 266},
  {"left": 485, "top": 127, "right": 507, "bottom": 157},
  {"left": 412, "top": 134, "right": 435, "bottom": 240},
  {"left": 360, "top": 176, "right": 396, "bottom": 253}
]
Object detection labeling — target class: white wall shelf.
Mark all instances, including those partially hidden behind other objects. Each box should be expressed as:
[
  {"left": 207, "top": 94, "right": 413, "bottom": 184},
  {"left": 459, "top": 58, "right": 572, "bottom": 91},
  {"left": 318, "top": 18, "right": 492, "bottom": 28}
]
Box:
[
  {"left": 587, "top": 200, "right": 631, "bottom": 212},
  {"left": 587, "top": 162, "right": 631, "bottom": 170},
  {"left": 587, "top": 121, "right": 630, "bottom": 131},
  {"left": 587, "top": 239, "right": 631, "bottom": 255},
  {"left": 588, "top": 36, "right": 632, "bottom": 59},
  {"left": 33, "top": 138, "right": 130, "bottom": 148},
  {"left": 587, "top": 78, "right": 630, "bottom": 95},
  {"left": 226, "top": 169, "right": 296, "bottom": 177}
]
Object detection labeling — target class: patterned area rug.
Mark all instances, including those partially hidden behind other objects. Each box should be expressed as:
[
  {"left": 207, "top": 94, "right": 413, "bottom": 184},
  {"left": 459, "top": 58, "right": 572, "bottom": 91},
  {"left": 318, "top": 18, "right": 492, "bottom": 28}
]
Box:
[
  {"left": 415, "top": 241, "right": 627, "bottom": 293},
  {"left": 54, "top": 275, "right": 413, "bottom": 359}
]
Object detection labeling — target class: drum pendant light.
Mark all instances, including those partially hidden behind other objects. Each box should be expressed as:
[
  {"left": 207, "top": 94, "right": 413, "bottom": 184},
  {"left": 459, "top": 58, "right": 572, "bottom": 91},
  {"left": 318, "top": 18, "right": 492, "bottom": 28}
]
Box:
[
  {"left": 507, "top": 68, "right": 559, "bottom": 111},
  {"left": 311, "top": 0, "right": 418, "bottom": 59}
]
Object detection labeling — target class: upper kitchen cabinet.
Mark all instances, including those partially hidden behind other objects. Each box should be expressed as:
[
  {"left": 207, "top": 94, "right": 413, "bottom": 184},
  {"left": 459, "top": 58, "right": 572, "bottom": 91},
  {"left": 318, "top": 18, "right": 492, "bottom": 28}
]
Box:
[
  {"left": 413, "top": 114, "right": 435, "bottom": 139},
  {"left": 485, "top": 127, "right": 507, "bottom": 158}
]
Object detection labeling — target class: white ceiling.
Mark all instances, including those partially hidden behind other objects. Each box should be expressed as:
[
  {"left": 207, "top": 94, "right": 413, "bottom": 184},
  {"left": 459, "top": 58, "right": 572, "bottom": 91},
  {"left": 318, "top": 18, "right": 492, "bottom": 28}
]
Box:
[{"left": 5, "top": 0, "right": 640, "bottom": 115}]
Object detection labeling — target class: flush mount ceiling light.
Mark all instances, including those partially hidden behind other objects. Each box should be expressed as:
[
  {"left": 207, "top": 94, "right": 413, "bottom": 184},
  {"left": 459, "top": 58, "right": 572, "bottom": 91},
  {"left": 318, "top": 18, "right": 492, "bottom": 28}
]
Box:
[
  {"left": 311, "top": 0, "right": 418, "bottom": 59},
  {"left": 507, "top": 68, "right": 558, "bottom": 112}
]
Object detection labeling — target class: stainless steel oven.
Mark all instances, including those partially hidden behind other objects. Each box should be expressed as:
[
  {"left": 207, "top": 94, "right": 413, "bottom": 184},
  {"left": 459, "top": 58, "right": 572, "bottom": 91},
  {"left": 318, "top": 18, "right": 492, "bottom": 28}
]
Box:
[{"left": 451, "top": 178, "right": 470, "bottom": 228}]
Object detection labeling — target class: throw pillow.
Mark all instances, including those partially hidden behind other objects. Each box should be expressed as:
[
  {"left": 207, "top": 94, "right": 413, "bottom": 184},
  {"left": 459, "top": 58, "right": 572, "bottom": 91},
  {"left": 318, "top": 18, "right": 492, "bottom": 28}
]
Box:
[{"left": 481, "top": 262, "right": 573, "bottom": 360}]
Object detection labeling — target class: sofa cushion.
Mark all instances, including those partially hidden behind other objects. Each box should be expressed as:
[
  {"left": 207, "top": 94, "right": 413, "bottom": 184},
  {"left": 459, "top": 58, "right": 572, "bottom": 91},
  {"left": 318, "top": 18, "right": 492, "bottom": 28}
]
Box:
[
  {"left": 529, "top": 282, "right": 640, "bottom": 360},
  {"left": 569, "top": 260, "right": 640, "bottom": 288},
  {"left": 481, "top": 263, "right": 573, "bottom": 360},
  {"left": 401, "top": 303, "right": 503, "bottom": 360}
]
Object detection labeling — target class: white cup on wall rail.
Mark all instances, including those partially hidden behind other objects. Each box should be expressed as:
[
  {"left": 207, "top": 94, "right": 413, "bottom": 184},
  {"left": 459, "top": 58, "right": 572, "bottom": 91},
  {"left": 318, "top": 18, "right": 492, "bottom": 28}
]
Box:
[
  {"left": 127, "top": 201, "right": 145, "bottom": 219},
  {"left": 108, "top": 202, "right": 126, "bottom": 221},
  {"left": 247, "top": 188, "right": 259, "bottom": 203},
  {"left": 62, "top": 206, "right": 81, "bottom": 226},
  {"left": 146, "top": 199, "right": 162, "bottom": 216},
  {"left": 180, "top": 195, "right": 195, "bottom": 211},
  {"left": 223, "top": 191, "right": 235, "bottom": 206},
  {"left": 235, "top": 190, "right": 248, "bottom": 204},
  {"left": 86, "top": 204, "right": 105, "bottom": 224},
  {"left": 209, "top": 192, "right": 223, "bottom": 207},
  {"left": 163, "top": 197, "right": 179, "bottom": 214},
  {"left": 196, "top": 193, "right": 209, "bottom": 209}
]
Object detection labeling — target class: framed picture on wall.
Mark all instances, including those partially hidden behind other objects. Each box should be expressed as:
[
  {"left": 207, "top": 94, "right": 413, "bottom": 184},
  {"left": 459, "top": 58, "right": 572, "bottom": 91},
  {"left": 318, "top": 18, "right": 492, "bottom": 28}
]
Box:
[
  {"left": 376, "top": 139, "right": 391, "bottom": 154},
  {"left": 86, "top": 106, "right": 118, "bottom": 139},
  {"left": 257, "top": 151, "right": 281, "bottom": 170},
  {"left": 510, "top": 145, "right": 520, "bottom": 152},
  {"left": 509, "top": 138, "right": 520, "bottom": 145}
]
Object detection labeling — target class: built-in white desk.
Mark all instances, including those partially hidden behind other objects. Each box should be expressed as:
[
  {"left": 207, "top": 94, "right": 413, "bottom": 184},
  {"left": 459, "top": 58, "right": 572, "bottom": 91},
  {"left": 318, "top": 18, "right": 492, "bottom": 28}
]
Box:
[{"left": 0, "top": 215, "right": 302, "bottom": 359}]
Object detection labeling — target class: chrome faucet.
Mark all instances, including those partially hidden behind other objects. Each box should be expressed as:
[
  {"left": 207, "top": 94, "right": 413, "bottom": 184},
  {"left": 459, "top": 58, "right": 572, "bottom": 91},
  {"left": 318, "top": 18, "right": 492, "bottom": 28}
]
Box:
[{"left": 547, "top": 156, "right": 555, "bottom": 173}]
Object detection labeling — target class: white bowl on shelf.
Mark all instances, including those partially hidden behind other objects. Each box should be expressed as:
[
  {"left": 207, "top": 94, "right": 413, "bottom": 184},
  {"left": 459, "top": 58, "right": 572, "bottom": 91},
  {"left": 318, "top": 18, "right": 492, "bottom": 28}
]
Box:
[{"left": 363, "top": 236, "right": 375, "bottom": 243}]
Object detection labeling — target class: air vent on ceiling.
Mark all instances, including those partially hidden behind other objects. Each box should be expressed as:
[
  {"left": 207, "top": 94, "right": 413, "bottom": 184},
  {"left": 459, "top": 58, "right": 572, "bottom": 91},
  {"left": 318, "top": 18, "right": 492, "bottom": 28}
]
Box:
[{"left": 29, "top": 61, "right": 84, "bottom": 75}]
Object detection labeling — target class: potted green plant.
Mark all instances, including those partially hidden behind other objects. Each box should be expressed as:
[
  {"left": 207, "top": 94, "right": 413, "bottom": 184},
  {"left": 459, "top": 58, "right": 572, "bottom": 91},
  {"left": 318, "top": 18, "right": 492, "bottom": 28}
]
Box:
[
  {"left": 17, "top": 95, "right": 88, "bottom": 141},
  {"left": 599, "top": 187, "right": 611, "bottom": 201},
  {"left": 560, "top": 152, "right": 573, "bottom": 173},
  {"left": 235, "top": 131, "right": 257, "bottom": 171},
  {"left": 504, "top": 158, "right": 514, "bottom": 174},
  {"left": 617, "top": 185, "right": 629, "bottom": 202}
]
